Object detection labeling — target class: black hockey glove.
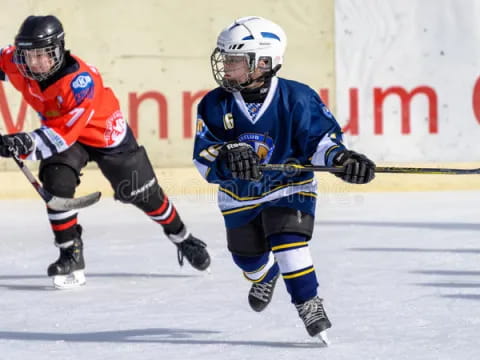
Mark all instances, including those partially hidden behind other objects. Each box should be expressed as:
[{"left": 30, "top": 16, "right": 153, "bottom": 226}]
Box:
[
  {"left": 218, "top": 141, "right": 262, "bottom": 181},
  {"left": 0, "top": 133, "right": 34, "bottom": 158},
  {"left": 332, "top": 149, "right": 375, "bottom": 184}
]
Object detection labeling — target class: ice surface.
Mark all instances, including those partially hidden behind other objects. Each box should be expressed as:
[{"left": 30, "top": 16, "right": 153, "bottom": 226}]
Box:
[{"left": 1, "top": 191, "right": 479, "bottom": 359}]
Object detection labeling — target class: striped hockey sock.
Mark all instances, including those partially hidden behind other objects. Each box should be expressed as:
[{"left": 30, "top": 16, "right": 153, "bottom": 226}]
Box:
[
  {"left": 269, "top": 233, "right": 319, "bottom": 304},
  {"left": 145, "top": 195, "right": 183, "bottom": 235},
  {"left": 47, "top": 208, "right": 79, "bottom": 245}
]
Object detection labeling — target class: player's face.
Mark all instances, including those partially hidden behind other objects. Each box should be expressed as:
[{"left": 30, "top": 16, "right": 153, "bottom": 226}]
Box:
[
  {"left": 223, "top": 55, "right": 250, "bottom": 83},
  {"left": 250, "top": 58, "right": 270, "bottom": 81},
  {"left": 24, "top": 48, "right": 55, "bottom": 74},
  {"left": 241, "top": 58, "right": 271, "bottom": 89}
]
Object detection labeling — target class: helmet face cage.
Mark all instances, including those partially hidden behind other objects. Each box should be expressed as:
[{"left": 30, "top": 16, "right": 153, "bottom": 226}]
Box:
[
  {"left": 211, "top": 48, "right": 274, "bottom": 92},
  {"left": 14, "top": 44, "right": 64, "bottom": 81},
  {"left": 211, "top": 48, "right": 256, "bottom": 92}
]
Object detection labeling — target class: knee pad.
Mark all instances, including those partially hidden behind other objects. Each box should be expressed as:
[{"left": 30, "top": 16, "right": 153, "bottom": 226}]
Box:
[{"left": 41, "top": 164, "right": 78, "bottom": 197}]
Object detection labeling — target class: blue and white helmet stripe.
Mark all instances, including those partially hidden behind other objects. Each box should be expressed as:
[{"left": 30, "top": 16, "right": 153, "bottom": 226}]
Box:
[{"left": 217, "top": 16, "right": 287, "bottom": 69}]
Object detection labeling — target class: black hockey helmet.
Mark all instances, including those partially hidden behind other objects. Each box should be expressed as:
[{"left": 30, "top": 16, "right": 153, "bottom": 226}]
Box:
[{"left": 14, "top": 15, "right": 66, "bottom": 80}]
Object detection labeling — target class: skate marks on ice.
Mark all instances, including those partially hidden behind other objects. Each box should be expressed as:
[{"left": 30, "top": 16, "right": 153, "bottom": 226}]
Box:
[
  {"left": 0, "top": 284, "right": 52, "bottom": 291},
  {"left": 412, "top": 270, "right": 480, "bottom": 276},
  {"left": 316, "top": 220, "right": 480, "bottom": 231},
  {"left": 0, "top": 272, "right": 196, "bottom": 292},
  {"left": 409, "top": 269, "right": 480, "bottom": 301},
  {"left": 413, "top": 282, "right": 480, "bottom": 289},
  {"left": 0, "top": 328, "right": 324, "bottom": 348},
  {"left": 349, "top": 247, "right": 480, "bottom": 254},
  {"left": 347, "top": 247, "right": 480, "bottom": 300},
  {"left": 442, "top": 294, "right": 480, "bottom": 301},
  {"left": 0, "top": 272, "right": 196, "bottom": 281}
]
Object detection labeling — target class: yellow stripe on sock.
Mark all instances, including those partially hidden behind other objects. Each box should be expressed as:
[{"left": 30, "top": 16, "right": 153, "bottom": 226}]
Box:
[
  {"left": 243, "top": 271, "right": 268, "bottom": 283},
  {"left": 283, "top": 267, "right": 315, "bottom": 279},
  {"left": 272, "top": 242, "right": 308, "bottom": 252}
]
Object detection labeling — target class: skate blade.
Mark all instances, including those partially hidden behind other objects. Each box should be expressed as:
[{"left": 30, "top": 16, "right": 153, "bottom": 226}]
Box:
[
  {"left": 317, "top": 330, "right": 330, "bottom": 346},
  {"left": 52, "top": 270, "right": 86, "bottom": 290}
]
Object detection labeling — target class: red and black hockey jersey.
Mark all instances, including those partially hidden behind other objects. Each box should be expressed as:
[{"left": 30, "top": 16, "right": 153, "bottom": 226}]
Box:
[{"left": 0, "top": 45, "right": 127, "bottom": 160}]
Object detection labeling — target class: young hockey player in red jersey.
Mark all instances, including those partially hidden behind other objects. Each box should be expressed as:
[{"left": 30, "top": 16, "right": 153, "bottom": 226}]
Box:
[{"left": 0, "top": 15, "right": 210, "bottom": 289}]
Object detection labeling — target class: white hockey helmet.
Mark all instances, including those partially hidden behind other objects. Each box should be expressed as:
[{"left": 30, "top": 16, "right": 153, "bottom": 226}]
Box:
[{"left": 211, "top": 16, "right": 287, "bottom": 92}]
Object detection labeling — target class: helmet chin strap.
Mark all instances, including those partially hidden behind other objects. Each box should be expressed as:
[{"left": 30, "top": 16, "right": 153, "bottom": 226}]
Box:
[
  {"left": 270, "top": 64, "right": 282, "bottom": 76},
  {"left": 241, "top": 64, "right": 282, "bottom": 89}
]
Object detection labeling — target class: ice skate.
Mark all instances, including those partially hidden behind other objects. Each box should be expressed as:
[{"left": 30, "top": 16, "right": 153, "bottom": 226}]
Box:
[
  {"left": 248, "top": 272, "right": 279, "bottom": 312},
  {"left": 47, "top": 238, "right": 86, "bottom": 289},
  {"left": 169, "top": 230, "right": 211, "bottom": 271},
  {"left": 295, "top": 296, "right": 332, "bottom": 345}
]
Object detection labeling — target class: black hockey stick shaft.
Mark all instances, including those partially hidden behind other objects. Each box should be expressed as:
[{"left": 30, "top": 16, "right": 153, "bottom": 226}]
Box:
[
  {"left": 13, "top": 155, "right": 52, "bottom": 201},
  {"left": 260, "top": 164, "right": 480, "bottom": 175}
]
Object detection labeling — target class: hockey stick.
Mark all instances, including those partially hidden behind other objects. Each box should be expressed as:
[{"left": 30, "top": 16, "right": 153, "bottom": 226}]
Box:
[
  {"left": 260, "top": 164, "right": 480, "bottom": 175},
  {"left": 10, "top": 155, "right": 101, "bottom": 211}
]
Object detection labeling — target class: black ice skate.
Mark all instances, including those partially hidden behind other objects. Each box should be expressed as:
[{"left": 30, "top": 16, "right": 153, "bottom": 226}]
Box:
[
  {"left": 295, "top": 296, "right": 332, "bottom": 345},
  {"left": 248, "top": 272, "right": 279, "bottom": 312},
  {"left": 168, "top": 228, "right": 211, "bottom": 271},
  {"left": 47, "top": 237, "right": 86, "bottom": 289}
]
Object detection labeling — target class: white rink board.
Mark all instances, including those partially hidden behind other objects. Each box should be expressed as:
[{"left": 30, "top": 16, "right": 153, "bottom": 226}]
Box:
[
  {"left": 0, "top": 0, "right": 335, "bottom": 169},
  {"left": 335, "top": 0, "right": 480, "bottom": 161}
]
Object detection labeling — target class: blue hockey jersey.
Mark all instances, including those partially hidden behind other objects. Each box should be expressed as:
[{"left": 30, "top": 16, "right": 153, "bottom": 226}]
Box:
[{"left": 193, "top": 77, "right": 345, "bottom": 229}]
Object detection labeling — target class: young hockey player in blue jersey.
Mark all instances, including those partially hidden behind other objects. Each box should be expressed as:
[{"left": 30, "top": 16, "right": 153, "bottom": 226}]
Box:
[{"left": 193, "top": 16, "right": 375, "bottom": 342}]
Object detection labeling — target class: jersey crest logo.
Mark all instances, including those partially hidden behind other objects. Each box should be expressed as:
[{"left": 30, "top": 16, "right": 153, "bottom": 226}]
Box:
[
  {"left": 72, "top": 74, "right": 92, "bottom": 89},
  {"left": 237, "top": 133, "right": 275, "bottom": 163},
  {"left": 71, "top": 72, "right": 94, "bottom": 105},
  {"left": 223, "top": 113, "right": 234, "bottom": 130}
]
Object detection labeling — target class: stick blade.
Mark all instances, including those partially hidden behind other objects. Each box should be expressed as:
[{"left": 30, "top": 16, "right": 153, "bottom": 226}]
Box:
[{"left": 46, "top": 191, "right": 102, "bottom": 211}]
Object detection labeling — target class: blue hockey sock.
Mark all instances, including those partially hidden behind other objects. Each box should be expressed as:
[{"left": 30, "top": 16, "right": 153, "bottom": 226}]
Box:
[{"left": 269, "top": 233, "right": 318, "bottom": 303}]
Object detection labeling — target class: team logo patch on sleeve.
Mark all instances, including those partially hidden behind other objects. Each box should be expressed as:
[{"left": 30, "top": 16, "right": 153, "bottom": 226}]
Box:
[
  {"left": 196, "top": 118, "right": 208, "bottom": 137},
  {"left": 71, "top": 72, "right": 94, "bottom": 104},
  {"left": 40, "top": 126, "right": 68, "bottom": 149},
  {"left": 322, "top": 105, "right": 333, "bottom": 119}
]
